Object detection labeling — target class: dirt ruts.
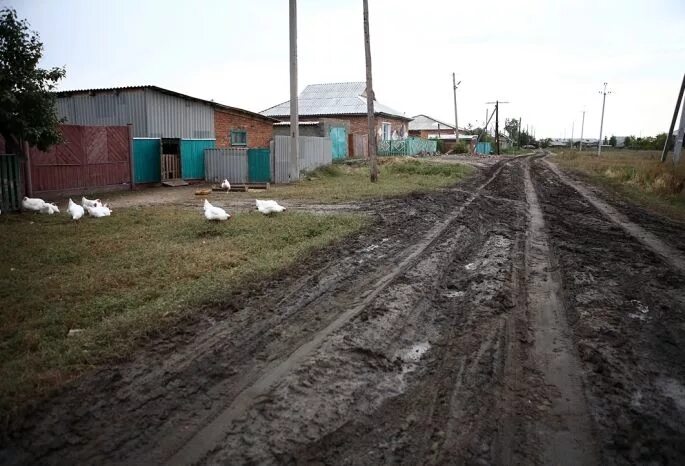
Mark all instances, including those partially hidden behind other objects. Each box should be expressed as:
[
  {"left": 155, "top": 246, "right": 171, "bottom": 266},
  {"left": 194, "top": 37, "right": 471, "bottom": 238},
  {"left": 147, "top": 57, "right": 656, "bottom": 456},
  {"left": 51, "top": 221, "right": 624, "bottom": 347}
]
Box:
[{"left": 2, "top": 153, "right": 685, "bottom": 465}]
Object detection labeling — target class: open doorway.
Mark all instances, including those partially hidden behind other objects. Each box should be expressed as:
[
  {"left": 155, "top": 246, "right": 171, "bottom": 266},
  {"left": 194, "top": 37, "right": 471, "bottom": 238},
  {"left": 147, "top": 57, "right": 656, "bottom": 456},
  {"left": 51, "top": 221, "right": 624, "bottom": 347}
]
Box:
[{"left": 161, "top": 138, "right": 181, "bottom": 181}]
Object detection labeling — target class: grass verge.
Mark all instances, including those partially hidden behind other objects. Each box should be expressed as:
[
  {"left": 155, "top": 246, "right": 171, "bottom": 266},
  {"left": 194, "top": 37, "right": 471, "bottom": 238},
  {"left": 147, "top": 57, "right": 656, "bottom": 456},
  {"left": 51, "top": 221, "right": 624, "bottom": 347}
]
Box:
[
  {"left": 0, "top": 208, "right": 366, "bottom": 417},
  {"left": 225, "top": 157, "right": 473, "bottom": 203},
  {"left": 552, "top": 149, "right": 685, "bottom": 220}
]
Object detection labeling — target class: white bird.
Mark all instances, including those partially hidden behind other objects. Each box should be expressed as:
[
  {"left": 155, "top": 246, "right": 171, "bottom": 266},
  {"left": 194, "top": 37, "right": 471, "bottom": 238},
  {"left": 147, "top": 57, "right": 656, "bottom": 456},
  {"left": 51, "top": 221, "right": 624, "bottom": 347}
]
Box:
[
  {"left": 255, "top": 199, "right": 286, "bottom": 215},
  {"left": 40, "top": 202, "right": 60, "bottom": 215},
  {"left": 203, "top": 199, "right": 230, "bottom": 221},
  {"left": 22, "top": 196, "right": 47, "bottom": 211},
  {"left": 85, "top": 204, "right": 111, "bottom": 218},
  {"left": 81, "top": 196, "right": 102, "bottom": 209},
  {"left": 220, "top": 179, "right": 231, "bottom": 190},
  {"left": 67, "top": 198, "right": 85, "bottom": 220}
]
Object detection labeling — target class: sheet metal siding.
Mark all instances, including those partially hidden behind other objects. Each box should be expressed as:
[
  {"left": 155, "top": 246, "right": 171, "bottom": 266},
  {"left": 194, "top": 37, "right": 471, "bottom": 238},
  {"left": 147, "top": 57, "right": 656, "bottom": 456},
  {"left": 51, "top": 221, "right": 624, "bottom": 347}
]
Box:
[
  {"left": 145, "top": 89, "right": 214, "bottom": 139},
  {"left": 180, "top": 139, "right": 215, "bottom": 180},
  {"left": 56, "top": 90, "right": 148, "bottom": 137},
  {"left": 273, "top": 136, "right": 332, "bottom": 183},
  {"left": 204, "top": 148, "right": 249, "bottom": 183}
]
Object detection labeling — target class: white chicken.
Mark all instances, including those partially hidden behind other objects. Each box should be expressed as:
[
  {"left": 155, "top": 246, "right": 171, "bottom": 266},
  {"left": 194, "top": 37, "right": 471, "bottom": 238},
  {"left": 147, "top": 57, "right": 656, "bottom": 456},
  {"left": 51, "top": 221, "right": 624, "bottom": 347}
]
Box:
[
  {"left": 203, "top": 199, "right": 230, "bottom": 221},
  {"left": 67, "top": 198, "right": 85, "bottom": 220},
  {"left": 220, "top": 179, "right": 231, "bottom": 190},
  {"left": 255, "top": 199, "right": 286, "bottom": 215},
  {"left": 22, "top": 196, "right": 47, "bottom": 212},
  {"left": 81, "top": 196, "right": 102, "bottom": 209},
  {"left": 85, "top": 204, "right": 112, "bottom": 218},
  {"left": 40, "top": 202, "right": 60, "bottom": 215}
]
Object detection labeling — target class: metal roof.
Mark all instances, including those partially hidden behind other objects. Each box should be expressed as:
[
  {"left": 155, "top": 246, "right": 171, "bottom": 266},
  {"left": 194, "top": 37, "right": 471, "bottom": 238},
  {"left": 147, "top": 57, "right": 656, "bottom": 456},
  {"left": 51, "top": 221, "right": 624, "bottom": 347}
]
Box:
[
  {"left": 260, "top": 82, "right": 410, "bottom": 120},
  {"left": 273, "top": 121, "right": 320, "bottom": 126},
  {"left": 55, "top": 85, "right": 278, "bottom": 122},
  {"left": 409, "top": 114, "right": 458, "bottom": 131}
]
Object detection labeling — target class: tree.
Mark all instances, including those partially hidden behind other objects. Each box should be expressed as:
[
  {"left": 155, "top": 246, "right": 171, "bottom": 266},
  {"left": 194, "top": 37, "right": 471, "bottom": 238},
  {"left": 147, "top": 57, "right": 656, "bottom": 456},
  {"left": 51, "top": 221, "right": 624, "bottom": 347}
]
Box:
[
  {"left": 504, "top": 118, "right": 519, "bottom": 141},
  {"left": 603, "top": 136, "right": 608, "bottom": 145},
  {"left": 0, "top": 8, "right": 65, "bottom": 154},
  {"left": 609, "top": 135, "right": 617, "bottom": 147},
  {"left": 624, "top": 136, "right": 633, "bottom": 149}
]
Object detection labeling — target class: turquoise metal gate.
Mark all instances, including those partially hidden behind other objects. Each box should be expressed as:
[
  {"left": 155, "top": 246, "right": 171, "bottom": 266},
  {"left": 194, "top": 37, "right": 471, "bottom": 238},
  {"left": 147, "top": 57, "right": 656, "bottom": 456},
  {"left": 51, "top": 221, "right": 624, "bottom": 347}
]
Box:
[{"left": 247, "top": 148, "right": 271, "bottom": 182}]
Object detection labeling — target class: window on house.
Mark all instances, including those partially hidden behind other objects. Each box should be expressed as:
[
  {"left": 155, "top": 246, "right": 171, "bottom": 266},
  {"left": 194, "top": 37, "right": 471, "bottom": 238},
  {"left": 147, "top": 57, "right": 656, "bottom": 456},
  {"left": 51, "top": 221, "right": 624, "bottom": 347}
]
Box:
[
  {"left": 230, "top": 129, "right": 247, "bottom": 146},
  {"left": 382, "top": 122, "right": 392, "bottom": 141}
]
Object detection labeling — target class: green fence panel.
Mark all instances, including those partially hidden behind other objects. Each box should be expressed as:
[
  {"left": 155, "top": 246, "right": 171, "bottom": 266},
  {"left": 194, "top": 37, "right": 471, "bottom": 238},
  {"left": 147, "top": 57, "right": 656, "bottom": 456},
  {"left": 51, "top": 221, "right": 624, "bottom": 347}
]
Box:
[
  {"left": 329, "top": 127, "right": 348, "bottom": 159},
  {"left": 0, "top": 154, "right": 22, "bottom": 212},
  {"left": 133, "top": 139, "right": 161, "bottom": 183},
  {"left": 180, "top": 139, "right": 215, "bottom": 180},
  {"left": 248, "top": 148, "right": 271, "bottom": 182}
]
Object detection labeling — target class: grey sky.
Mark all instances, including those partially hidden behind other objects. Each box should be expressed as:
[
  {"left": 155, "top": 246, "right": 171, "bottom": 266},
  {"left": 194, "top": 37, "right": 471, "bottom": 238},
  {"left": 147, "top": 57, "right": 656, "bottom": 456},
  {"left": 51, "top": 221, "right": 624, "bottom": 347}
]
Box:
[{"left": 7, "top": 0, "right": 685, "bottom": 139}]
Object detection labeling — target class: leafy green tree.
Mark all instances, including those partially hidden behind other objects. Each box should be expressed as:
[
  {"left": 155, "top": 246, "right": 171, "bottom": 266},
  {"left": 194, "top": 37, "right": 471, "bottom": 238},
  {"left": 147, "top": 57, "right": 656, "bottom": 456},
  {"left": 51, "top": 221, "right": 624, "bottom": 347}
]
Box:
[
  {"left": 504, "top": 118, "right": 519, "bottom": 141},
  {"left": 603, "top": 136, "right": 608, "bottom": 145},
  {"left": 624, "top": 136, "right": 633, "bottom": 148},
  {"left": 0, "top": 8, "right": 65, "bottom": 154},
  {"left": 609, "top": 135, "right": 617, "bottom": 147}
]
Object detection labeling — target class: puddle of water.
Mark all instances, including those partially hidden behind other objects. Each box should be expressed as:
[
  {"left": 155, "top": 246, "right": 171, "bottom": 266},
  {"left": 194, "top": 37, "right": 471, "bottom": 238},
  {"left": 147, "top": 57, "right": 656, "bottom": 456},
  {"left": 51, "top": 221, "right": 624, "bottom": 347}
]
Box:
[
  {"left": 400, "top": 342, "right": 431, "bottom": 363},
  {"left": 628, "top": 300, "right": 650, "bottom": 321},
  {"left": 465, "top": 262, "right": 478, "bottom": 271},
  {"left": 361, "top": 244, "right": 380, "bottom": 253},
  {"left": 443, "top": 290, "right": 465, "bottom": 299}
]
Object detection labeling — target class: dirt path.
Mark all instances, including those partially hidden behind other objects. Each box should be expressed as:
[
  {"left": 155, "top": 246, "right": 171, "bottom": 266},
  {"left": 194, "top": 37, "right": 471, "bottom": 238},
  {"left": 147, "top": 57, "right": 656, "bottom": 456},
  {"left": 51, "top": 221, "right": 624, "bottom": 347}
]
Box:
[{"left": 2, "top": 153, "right": 685, "bottom": 465}]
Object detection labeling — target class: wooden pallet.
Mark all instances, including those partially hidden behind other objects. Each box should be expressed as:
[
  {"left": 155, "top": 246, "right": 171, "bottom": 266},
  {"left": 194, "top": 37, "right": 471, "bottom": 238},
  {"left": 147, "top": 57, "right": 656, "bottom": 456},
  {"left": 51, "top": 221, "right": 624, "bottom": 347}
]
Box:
[
  {"left": 211, "top": 182, "right": 269, "bottom": 192},
  {"left": 162, "top": 178, "right": 189, "bottom": 187}
]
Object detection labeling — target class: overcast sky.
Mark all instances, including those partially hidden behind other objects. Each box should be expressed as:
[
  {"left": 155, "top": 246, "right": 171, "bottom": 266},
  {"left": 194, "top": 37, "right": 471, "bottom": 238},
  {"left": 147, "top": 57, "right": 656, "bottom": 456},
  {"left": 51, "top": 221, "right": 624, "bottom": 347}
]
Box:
[{"left": 6, "top": 0, "right": 685, "bottom": 139}]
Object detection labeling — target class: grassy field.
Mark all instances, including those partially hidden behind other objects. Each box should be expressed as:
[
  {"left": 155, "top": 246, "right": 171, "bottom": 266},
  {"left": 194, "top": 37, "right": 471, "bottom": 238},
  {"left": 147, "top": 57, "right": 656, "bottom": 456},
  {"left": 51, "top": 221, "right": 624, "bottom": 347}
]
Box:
[
  {"left": 552, "top": 149, "right": 685, "bottom": 220},
  {"left": 0, "top": 158, "right": 472, "bottom": 416}
]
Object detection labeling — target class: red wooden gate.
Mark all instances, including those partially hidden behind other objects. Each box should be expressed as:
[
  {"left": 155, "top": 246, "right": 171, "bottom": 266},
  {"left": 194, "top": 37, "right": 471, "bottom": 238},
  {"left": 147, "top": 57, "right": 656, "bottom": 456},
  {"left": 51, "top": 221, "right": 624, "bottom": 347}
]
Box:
[{"left": 29, "top": 125, "right": 132, "bottom": 196}]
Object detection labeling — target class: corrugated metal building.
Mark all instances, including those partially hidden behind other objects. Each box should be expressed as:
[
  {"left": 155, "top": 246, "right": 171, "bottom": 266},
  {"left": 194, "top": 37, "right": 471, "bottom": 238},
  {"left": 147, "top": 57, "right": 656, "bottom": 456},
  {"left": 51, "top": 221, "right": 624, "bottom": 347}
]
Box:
[
  {"left": 55, "top": 86, "right": 274, "bottom": 183},
  {"left": 56, "top": 86, "right": 215, "bottom": 139}
]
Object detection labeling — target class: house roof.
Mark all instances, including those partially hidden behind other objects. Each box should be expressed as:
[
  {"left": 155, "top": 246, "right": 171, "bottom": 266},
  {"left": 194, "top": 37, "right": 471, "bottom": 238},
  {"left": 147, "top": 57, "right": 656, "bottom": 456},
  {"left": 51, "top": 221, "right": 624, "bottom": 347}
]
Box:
[
  {"left": 260, "top": 82, "right": 410, "bottom": 121},
  {"left": 409, "top": 114, "right": 457, "bottom": 131},
  {"left": 55, "top": 85, "right": 278, "bottom": 123}
]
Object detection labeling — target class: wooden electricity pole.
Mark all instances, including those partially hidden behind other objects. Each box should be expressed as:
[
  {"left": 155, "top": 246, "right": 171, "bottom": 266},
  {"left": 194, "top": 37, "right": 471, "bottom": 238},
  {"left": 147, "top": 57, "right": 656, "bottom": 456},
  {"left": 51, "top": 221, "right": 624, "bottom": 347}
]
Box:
[
  {"left": 453, "top": 74, "right": 460, "bottom": 147},
  {"left": 289, "top": 0, "right": 299, "bottom": 182},
  {"left": 487, "top": 100, "right": 509, "bottom": 155},
  {"left": 363, "top": 0, "right": 378, "bottom": 182},
  {"left": 661, "top": 73, "right": 685, "bottom": 163}
]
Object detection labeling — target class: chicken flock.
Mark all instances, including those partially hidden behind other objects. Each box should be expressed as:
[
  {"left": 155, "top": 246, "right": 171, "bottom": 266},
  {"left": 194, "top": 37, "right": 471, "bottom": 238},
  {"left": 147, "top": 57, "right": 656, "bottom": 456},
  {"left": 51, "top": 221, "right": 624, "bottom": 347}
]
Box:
[{"left": 15, "top": 179, "right": 286, "bottom": 223}]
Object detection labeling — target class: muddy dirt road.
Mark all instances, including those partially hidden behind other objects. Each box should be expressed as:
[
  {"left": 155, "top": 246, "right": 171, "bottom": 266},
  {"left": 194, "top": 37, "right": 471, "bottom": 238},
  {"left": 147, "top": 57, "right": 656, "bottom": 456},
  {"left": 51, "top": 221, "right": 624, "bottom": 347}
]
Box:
[{"left": 2, "top": 153, "right": 685, "bottom": 465}]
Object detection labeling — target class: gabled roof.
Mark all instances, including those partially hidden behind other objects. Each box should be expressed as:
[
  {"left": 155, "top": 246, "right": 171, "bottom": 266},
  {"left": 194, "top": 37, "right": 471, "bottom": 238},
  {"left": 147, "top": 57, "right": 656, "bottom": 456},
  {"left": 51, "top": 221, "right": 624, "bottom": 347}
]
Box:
[
  {"left": 260, "top": 82, "right": 410, "bottom": 121},
  {"left": 55, "top": 85, "right": 278, "bottom": 122},
  {"left": 409, "top": 114, "right": 457, "bottom": 131}
]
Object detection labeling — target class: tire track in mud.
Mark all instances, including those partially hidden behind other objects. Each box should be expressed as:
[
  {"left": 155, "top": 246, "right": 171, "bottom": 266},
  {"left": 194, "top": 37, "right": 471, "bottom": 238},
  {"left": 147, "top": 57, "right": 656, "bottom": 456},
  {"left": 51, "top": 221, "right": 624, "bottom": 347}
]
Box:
[
  {"left": 1, "top": 158, "right": 524, "bottom": 466},
  {"left": 531, "top": 157, "right": 685, "bottom": 464},
  {"left": 522, "top": 158, "right": 599, "bottom": 465},
  {"left": 164, "top": 158, "right": 530, "bottom": 465}
]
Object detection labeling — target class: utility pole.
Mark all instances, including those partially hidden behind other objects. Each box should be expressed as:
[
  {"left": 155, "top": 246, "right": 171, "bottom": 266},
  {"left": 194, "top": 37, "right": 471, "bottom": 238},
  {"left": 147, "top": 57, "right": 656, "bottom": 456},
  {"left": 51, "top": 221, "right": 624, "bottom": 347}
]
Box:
[
  {"left": 661, "top": 73, "right": 685, "bottom": 163},
  {"left": 289, "top": 0, "right": 299, "bottom": 182},
  {"left": 363, "top": 0, "right": 378, "bottom": 182},
  {"left": 486, "top": 100, "right": 509, "bottom": 155},
  {"left": 579, "top": 110, "right": 586, "bottom": 152},
  {"left": 485, "top": 108, "right": 489, "bottom": 137},
  {"left": 518, "top": 117, "right": 522, "bottom": 147},
  {"left": 571, "top": 121, "right": 575, "bottom": 149},
  {"left": 452, "top": 74, "right": 461, "bottom": 149},
  {"left": 598, "top": 82, "right": 612, "bottom": 157}
]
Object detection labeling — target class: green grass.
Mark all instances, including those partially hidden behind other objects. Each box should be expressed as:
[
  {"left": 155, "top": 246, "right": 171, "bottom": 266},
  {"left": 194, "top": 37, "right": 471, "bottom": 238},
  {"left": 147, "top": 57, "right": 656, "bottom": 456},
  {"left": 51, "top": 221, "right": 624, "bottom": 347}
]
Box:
[
  {"left": 266, "top": 157, "right": 473, "bottom": 202},
  {"left": 0, "top": 208, "right": 366, "bottom": 416},
  {"left": 552, "top": 149, "right": 685, "bottom": 220}
]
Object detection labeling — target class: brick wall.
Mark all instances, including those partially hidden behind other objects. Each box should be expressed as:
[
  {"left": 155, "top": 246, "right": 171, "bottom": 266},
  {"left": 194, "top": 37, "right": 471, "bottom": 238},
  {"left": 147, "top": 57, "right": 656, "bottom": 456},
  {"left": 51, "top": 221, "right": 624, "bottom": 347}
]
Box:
[{"left": 214, "top": 110, "right": 273, "bottom": 149}]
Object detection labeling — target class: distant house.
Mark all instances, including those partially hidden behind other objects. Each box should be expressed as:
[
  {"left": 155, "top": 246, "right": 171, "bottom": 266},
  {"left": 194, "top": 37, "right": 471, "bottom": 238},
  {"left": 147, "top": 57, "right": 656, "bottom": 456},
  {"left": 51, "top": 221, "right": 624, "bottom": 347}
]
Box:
[
  {"left": 55, "top": 85, "right": 277, "bottom": 182},
  {"left": 408, "top": 114, "right": 462, "bottom": 139},
  {"left": 261, "top": 82, "right": 411, "bottom": 158}
]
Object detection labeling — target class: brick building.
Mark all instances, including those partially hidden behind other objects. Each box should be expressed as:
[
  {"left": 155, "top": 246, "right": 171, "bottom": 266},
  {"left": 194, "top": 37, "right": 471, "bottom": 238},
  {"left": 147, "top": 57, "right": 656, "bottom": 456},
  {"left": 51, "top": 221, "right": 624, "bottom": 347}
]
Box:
[
  {"left": 213, "top": 106, "right": 277, "bottom": 149},
  {"left": 260, "top": 82, "right": 411, "bottom": 147}
]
